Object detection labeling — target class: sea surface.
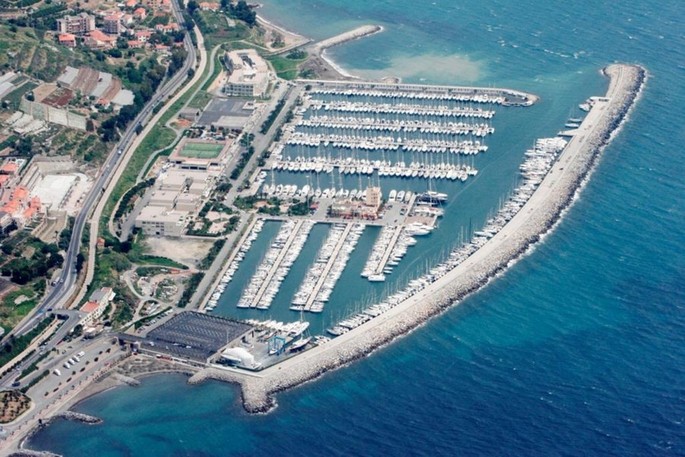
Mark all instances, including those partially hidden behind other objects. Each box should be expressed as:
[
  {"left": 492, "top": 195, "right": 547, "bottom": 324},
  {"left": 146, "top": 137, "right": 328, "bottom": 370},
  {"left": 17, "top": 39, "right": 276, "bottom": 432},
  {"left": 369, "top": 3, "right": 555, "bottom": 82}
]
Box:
[{"left": 29, "top": 0, "right": 685, "bottom": 455}]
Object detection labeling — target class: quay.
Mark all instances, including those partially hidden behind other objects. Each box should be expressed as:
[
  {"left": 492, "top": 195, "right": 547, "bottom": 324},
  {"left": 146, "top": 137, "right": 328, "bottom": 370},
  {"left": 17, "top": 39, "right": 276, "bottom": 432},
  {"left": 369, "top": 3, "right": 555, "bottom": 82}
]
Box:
[
  {"left": 250, "top": 219, "right": 305, "bottom": 307},
  {"left": 303, "top": 222, "right": 354, "bottom": 312}
]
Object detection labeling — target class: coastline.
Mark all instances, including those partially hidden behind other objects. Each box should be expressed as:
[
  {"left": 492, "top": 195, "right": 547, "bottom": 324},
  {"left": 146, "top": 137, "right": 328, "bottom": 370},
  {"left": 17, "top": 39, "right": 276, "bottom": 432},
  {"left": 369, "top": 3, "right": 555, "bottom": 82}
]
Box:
[
  {"left": 190, "top": 63, "right": 646, "bottom": 413},
  {"left": 16, "top": 64, "right": 646, "bottom": 450}
]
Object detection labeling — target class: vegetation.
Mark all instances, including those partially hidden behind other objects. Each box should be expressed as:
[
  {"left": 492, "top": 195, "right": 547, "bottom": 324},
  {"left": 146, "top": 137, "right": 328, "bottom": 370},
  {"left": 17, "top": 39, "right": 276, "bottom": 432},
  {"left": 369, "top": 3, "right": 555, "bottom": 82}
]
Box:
[
  {"left": 113, "top": 178, "right": 156, "bottom": 224},
  {"left": 230, "top": 134, "right": 256, "bottom": 180},
  {"left": 288, "top": 198, "right": 313, "bottom": 216},
  {"left": 260, "top": 99, "right": 286, "bottom": 134},
  {"left": 0, "top": 390, "right": 31, "bottom": 423},
  {"left": 0, "top": 316, "right": 54, "bottom": 372},
  {"left": 0, "top": 283, "right": 43, "bottom": 332},
  {"left": 199, "top": 239, "right": 226, "bottom": 270},
  {"left": 177, "top": 272, "right": 203, "bottom": 308},
  {"left": 267, "top": 52, "right": 308, "bottom": 80},
  {"left": 0, "top": 236, "right": 63, "bottom": 285}
]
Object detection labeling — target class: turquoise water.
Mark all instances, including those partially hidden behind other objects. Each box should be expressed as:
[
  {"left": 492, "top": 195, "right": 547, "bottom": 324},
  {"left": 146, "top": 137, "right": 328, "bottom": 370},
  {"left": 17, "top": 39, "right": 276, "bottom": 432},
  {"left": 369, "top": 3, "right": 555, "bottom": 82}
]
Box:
[{"left": 29, "top": 0, "right": 685, "bottom": 455}]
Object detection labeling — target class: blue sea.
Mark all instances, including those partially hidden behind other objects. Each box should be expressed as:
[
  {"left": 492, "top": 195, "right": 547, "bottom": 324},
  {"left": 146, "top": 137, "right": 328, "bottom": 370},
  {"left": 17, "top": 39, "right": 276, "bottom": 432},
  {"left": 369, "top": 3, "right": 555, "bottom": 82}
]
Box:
[{"left": 29, "top": 0, "right": 685, "bottom": 455}]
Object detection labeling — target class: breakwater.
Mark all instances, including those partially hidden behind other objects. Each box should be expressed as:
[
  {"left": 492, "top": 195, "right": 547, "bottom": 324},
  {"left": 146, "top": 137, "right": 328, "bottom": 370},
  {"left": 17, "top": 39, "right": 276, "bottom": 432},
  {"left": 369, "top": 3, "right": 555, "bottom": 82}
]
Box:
[
  {"left": 310, "top": 25, "right": 383, "bottom": 56},
  {"left": 195, "top": 64, "right": 645, "bottom": 413}
]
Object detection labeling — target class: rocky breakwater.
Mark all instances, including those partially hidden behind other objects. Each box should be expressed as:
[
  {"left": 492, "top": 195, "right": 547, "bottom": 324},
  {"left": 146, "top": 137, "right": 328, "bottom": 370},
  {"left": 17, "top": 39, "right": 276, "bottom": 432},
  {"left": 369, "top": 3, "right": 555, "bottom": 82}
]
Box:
[
  {"left": 194, "top": 64, "right": 646, "bottom": 413},
  {"left": 52, "top": 411, "right": 102, "bottom": 424}
]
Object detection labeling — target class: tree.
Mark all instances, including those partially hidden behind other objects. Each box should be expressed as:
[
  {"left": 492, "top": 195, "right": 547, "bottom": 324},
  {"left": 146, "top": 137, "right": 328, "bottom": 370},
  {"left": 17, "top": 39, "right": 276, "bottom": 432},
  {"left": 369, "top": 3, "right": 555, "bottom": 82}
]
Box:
[{"left": 187, "top": 0, "right": 199, "bottom": 15}]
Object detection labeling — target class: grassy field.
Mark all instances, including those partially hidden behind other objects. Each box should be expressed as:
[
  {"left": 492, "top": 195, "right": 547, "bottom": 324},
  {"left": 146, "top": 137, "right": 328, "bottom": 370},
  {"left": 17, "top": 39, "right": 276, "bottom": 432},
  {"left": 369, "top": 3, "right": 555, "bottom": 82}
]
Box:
[
  {"left": 267, "top": 52, "right": 308, "bottom": 80},
  {"left": 196, "top": 11, "right": 251, "bottom": 49},
  {"left": 179, "top": 141, "right": 222, "bottom": 158},
  {"left": 0, "top": 284, "right": 40, "bottom": 334},
  {"left": 187, "top": 90, "right": 213, "bottom": 110},
  {"left": 2, "top": 81, "right": 37, "bottom": 110}
]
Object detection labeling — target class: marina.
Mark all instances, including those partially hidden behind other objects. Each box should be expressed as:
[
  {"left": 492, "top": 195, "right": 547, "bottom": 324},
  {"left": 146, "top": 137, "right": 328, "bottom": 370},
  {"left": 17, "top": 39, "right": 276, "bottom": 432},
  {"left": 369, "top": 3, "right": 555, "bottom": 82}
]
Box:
[
  {"left": 200, "top": 78, "right": 545, "bottom": 366},
  {"left": 237, "top": 220, "right": 314, "bottom": 310}
]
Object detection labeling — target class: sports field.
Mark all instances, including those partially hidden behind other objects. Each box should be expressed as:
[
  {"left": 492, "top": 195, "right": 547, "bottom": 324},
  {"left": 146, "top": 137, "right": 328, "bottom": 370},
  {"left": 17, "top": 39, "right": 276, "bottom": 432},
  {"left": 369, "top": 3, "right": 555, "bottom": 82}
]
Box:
[{"left": 179, "top": 142, "right": 223, "bottom": 158}]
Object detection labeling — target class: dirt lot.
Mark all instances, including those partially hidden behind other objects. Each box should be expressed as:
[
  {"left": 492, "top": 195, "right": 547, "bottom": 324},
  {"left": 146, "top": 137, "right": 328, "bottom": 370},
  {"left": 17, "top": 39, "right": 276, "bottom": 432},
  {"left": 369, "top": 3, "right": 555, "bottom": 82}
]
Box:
[{"left": 144, "top": 237, "right": 214, "bottom": 268}]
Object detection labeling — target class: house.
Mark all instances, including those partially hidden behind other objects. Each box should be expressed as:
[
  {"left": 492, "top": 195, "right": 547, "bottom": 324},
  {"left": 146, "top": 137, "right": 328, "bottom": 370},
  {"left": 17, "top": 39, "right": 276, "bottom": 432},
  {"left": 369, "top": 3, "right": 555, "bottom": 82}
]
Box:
[
  {"left": 57, "top": 33, "right": 77, "bottom": 47},
  {"left": 133, "top": 7, "right": 147, "bottom": 20},
  {"left": 121, "top": 13, "right": 135, "bottom": 26},
  {"left": 135, "top": 29, "right": 153, "bottom": 42},
  {"left": 155, "top": 22, "right": 180, "bottom": 33},
  {"left": 84, "top": 30, "right": 117, "bottom": 49},
  {"left": 125, "top": 0, "right": 137, "bottom": 7},
  {"left": 80, "top": 287, "right": 115, "bottom": 326},
  {"left": 199, "top": 1, "right": 219, "bottom": 11},
  {"left": 128, "top": 39, "right": 144, "bottom": 48}
]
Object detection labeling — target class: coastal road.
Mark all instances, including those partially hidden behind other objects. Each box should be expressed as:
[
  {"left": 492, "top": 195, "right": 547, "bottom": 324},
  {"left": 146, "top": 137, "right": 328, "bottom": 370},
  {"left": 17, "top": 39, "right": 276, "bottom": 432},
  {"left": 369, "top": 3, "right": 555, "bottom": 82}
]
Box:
[{"left": 7, "top": 0, "right": 197, "bottom": 342}]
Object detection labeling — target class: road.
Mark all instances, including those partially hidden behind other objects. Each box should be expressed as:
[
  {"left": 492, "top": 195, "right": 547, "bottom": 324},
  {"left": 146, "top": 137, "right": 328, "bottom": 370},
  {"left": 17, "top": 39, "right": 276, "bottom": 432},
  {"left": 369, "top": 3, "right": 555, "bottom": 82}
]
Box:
[{"left": 9, "top": 0, "right": 197, "bottom": 341}]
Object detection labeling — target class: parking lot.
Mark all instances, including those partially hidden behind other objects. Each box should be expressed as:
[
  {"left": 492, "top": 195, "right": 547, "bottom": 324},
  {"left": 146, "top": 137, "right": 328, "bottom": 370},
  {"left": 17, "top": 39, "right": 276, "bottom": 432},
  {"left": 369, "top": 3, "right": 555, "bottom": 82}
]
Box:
[{"left": 137, "top": 312, "right": 253, "bottom": 362}]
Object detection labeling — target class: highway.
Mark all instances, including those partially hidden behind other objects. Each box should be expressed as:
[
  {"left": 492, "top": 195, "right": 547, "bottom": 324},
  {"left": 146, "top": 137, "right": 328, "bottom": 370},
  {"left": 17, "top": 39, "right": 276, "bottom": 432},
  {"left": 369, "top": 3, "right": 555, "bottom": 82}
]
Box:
[{"left": 0, "top": 0, "right": 197, "bottom": 382}]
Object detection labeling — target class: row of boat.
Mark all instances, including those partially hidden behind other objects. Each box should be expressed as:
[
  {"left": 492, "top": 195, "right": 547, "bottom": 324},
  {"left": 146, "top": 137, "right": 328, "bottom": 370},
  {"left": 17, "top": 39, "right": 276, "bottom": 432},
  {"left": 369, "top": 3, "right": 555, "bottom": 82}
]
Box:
[
  {"left": 326, "top": 137, "right": 567, "bottom": 336},
  {"left": 291, "top": 223, "right": 364, "bottom": 313},
  {"left": 286, "top": 132, "right": 489, "bottom": 155},
  {"left": 205, "top": 219, "right": 266, "bottom": 312},
  {"left": 297, "top": 116, "right": 494, "bottom": 136},
  {"left": 271, "top": 158, "right": 477, "bottom": 181},
  {"left": 237, "top": 220, "right": 314, "bottom": 310},
  {"left": 308, "top": 87, "right": 508, "bottom": 104},
  {"left": 308, "top": 100, "right": 496, "bottom": 119}
]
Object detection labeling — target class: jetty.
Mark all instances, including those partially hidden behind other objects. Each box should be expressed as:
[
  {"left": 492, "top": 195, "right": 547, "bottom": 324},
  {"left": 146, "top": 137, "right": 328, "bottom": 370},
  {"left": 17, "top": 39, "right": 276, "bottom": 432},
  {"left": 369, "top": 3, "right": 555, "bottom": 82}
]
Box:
[
  {"left": 190, "top": 64, "right": 645, "bottom": 413},
  {"left": 250, "top": 220, "right": 305, "bottom": 307},
  {"left": 303, "top": 223, "right": 353, "bottom": 312},
  {"left": 309, "top": 25, "right": 383, "bottom": 55}
]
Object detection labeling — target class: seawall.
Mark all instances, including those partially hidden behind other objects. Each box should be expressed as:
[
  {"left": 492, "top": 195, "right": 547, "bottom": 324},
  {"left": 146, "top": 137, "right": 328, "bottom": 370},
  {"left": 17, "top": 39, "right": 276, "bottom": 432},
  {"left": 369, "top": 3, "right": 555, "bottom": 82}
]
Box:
[{"left": 193, "top": 64, "right": 646, "bottom": 413}]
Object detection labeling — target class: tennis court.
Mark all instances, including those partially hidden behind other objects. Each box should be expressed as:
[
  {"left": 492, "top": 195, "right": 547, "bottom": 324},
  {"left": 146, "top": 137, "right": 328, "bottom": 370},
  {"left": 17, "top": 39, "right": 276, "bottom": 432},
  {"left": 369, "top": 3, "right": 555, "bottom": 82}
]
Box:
[{"left": 179, "top": 142, "right": 223, "bottom": 158}]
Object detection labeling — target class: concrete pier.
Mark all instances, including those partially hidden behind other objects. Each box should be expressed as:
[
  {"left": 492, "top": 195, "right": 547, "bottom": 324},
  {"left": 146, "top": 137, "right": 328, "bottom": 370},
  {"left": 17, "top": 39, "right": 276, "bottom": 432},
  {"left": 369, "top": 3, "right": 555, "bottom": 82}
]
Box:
[
  {"left": 373, "top": 225, "right": 403, "bottom": 275},
  {"left": 250, "top": 220, "right": 305, "bottom": 307},
  {"left": 303, "top": 223, "right": 353, "bottom": 311}
]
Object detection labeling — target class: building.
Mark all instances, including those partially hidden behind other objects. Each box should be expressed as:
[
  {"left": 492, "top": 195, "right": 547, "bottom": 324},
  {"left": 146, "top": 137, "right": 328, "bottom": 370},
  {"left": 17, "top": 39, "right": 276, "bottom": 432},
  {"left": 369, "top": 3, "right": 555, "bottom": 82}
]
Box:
[
  {"left": 135, "top": 206, "right": 189, "bottom": 237},
  {"left": 103, "top": 13, "right": 124, "bottom": 35},
  {"left": 133, "top": 7, "right": 147, "bottom": 20},
  {"left": 199, "top": 1, "right": 219, "bottom": 11},
  {"left": 80, "top": 287, "right": 115, "bottom": 327},
  {"left": 84, "top": 30, "right": 117, "bottom": 49},
  {"left": 223, "top": 49, "right": 270, "bottom": 98},
  {"left": 57, "top": 33, "right": 77, "bottom": 47},
  {"left": 365, "top": 186, "right": 382, "bottom": 209},
  {"left": 56, "top": 13, "right": 95, "bottom": 34}
]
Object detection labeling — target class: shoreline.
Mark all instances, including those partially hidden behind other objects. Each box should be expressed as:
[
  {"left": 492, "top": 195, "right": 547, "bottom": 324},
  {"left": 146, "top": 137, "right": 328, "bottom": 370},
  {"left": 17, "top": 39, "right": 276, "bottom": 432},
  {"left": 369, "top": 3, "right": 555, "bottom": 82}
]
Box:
[
  {"left": 191, "top": 63, "right": 646, "bottom": 413},
  {"left": 16, "top": 63, "right": 646, "bottom": 450}
]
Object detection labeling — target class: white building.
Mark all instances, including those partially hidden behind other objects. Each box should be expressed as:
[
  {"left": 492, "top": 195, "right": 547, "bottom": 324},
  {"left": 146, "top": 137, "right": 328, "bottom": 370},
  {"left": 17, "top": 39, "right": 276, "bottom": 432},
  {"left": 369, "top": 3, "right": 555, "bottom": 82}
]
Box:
[{"left": 223, "top": 49, "right": 270, "bottom": 98}]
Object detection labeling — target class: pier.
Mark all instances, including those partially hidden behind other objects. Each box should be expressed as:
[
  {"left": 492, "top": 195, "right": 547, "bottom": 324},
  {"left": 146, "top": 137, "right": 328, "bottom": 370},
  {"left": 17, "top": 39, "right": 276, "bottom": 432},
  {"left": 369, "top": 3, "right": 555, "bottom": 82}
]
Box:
[
  {"left": 309, "top": 25, "right": 383, "bottom": 55},
  {"left": 303, "top": 223, "right": 353, "bottom": 312},
  {"left": 374, "top": 225, "right": 404, "bottom": 275},
  {"left": 250, "top": 219, "right": 306, "bottom": 307}
]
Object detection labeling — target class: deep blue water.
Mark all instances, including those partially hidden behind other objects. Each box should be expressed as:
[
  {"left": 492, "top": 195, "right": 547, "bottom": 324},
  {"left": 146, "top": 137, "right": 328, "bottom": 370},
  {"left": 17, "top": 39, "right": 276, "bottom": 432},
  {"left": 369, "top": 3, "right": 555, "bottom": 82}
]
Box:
[{"left": 28, "top": 0, "right": 685, "bottom": 455}]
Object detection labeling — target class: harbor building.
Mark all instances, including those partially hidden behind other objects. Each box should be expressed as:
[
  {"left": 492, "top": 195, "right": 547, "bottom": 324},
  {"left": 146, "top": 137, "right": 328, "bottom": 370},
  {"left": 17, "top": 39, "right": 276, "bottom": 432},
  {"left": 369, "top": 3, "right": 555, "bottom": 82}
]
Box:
[{"left": 223, "top": 49, "right": 270, "bottom": 98}]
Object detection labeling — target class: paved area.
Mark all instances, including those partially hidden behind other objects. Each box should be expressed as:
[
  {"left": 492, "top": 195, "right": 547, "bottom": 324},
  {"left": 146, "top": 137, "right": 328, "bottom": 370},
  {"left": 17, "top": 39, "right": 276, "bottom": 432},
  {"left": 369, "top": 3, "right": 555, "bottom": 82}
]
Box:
[{"left": 137, "top": 312, "right": 252, "bottom": 362}]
